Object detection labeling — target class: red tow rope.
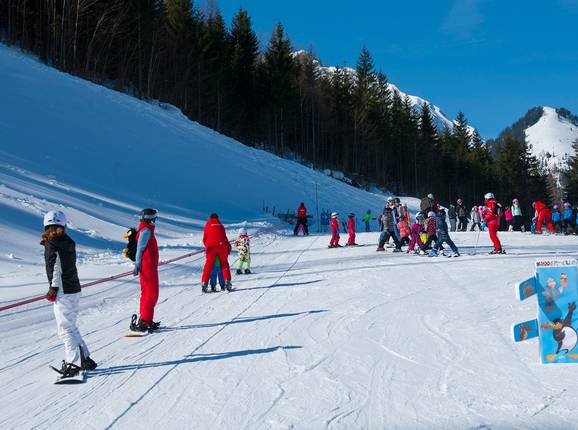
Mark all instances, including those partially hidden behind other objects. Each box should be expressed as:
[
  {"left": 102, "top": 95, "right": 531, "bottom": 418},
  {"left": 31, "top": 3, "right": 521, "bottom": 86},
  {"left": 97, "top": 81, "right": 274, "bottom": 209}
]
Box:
[{"left": 0, "top": 224, "right": 281, "bottom": 313}]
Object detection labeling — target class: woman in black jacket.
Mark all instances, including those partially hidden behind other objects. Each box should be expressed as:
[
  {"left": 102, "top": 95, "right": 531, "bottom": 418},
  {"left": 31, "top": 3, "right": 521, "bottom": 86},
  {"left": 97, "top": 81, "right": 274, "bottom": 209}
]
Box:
[{"left": 42, "top": 210, "right": 96, "bottom": 379}]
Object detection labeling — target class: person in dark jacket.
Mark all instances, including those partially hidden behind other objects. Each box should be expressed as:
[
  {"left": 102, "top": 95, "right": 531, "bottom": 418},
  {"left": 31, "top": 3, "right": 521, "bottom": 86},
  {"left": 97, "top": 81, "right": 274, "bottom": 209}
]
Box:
[
  {"left": 377, "top": 207, "right": 402, "bottom": 252},
  {"left": 420, "top": 193, "right": 439, "bottom": 214},
  {"left": 448, "top": 204, "right": 457, "bottom": 232},
  {"left": 456, "top": 199, "right": 469, "bottom": 231},
  {"left": 42, "top": 210, "right": 97, "bottom": 378},
  {"left": 430, "top": 209, "right": 460, "bottom": 257}
]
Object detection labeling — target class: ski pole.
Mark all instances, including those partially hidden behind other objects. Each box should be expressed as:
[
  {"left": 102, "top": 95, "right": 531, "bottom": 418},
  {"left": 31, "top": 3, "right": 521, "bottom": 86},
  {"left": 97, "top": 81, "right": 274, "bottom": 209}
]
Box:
[{"left": 472, "top": 228, "right": 482, "bottom": 255}]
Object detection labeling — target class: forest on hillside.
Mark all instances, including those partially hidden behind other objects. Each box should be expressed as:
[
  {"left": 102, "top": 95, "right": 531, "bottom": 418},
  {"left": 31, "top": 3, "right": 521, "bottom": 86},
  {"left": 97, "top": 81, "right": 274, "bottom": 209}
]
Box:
[{"left": 0, "top": 0, "right": 550, "bottom": 215}]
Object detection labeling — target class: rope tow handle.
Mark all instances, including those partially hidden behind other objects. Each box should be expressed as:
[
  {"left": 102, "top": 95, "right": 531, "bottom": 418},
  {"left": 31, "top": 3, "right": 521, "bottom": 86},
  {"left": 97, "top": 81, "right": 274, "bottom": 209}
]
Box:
[{"left": 0, "top": 223, "right": 284, "bottom": 313}]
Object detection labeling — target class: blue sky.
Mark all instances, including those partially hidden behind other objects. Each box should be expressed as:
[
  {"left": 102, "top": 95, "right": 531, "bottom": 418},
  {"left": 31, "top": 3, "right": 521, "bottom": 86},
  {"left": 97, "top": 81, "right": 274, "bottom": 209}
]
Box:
[{"left": 218, "top": 0, "right": 578, "bottom": 138}]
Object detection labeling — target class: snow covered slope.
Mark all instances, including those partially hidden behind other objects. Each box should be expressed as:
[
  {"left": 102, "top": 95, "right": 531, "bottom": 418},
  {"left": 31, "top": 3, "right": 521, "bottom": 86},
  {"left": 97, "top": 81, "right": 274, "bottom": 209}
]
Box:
[
  {"left": 526, "top": 107, "right": 578, "bottom": 169},
  {"left": 0, "top": 44, "right": 401, "bottom": 271}
]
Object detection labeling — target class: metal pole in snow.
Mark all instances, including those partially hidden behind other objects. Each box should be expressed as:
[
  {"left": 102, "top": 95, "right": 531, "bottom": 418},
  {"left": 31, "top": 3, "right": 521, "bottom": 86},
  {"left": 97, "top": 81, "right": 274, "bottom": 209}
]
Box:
[{"left": 316, "top": 182, "right": 320, "bottom": 233}]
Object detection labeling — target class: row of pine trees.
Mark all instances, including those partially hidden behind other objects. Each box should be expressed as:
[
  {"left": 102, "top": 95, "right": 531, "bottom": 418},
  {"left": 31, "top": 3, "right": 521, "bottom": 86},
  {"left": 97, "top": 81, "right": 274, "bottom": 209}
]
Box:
[{"left": 0, "top": 0, "right": 552, "bottom": 218}]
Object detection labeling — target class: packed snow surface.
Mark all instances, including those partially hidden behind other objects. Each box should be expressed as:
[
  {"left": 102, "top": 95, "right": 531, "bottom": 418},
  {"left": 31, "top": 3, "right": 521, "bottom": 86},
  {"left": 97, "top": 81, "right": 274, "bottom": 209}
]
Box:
[
  {"left": 2, "top": 232, "right": 578, "bottom": 429},
  {"left": 526, "top": 107, "right": 578, "bottom": 169}
]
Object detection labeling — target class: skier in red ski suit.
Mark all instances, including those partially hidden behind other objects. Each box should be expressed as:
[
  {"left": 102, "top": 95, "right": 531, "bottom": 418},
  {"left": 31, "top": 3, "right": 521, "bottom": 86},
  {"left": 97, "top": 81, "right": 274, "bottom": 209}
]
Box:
[
  {"left": 482, "top": 193, "right": 503, "bottom": 254},
  {"left": 329, "top": 212, "right": 341, "bottom": 247},
  {"left": 533, "top": 200, "right": 555, "bottom": 234},
  {"left": 294, "top": 203, "right": 309, "bottom": 235},
  {"left": 134, "top": 208, "right": 159, "bottom": 329},
  {"left": 346, "top": 213, "right": 357, "bottom": 246},
  {"left": 201, "top": 213, "right": 232, "bottom": 292}
]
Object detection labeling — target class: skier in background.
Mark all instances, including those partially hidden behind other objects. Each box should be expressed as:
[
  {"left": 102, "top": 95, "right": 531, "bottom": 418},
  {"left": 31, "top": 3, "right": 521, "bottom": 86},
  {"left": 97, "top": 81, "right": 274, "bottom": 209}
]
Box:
[
  {"left": 377, "top": 206, "right": 402, "bottom": 252},
  {"left": 202, "top": 213, "right": 232, "bottom": 292},
  {"left": 552, "top": 204, "right": 562, "bottom": 233},
  {"left": 131, "top": 208, "right": 161, "bottom": 333},
  {"left": 346, "top": 213, "right": 358, "bottom": 246},
  {"left": 470, "top": 206, "right": 482, "bottom": 231},
  {"left": 532, "top": 200, "right": 555, "bottom": 234},
  {"left": 329, "top": 212, "right": 341, "bottom": 248},
  {"left": 293, "top": 203, "right": 309, "bottom": 236},
  {"left": 407, "top": 213, "right": 426, "bottom": 254},
  {"left": 511, "top": 198, "right": 524, "bottom": 231},
  {"left": 563, "top": 202, "right": 574, "bottom": 234},
  {"left": 482, "top": 193, "right": 504, "bottom": 254},
  {"left": 456, "top": 199, "right": 468, "bottom": 231},
  {"left": 42, "top": 210, "right": 97, "bottom": 379},
  {"left": 363, "top": 210, "right": 374, "bottom": 232},
  {"left": 320, "top": 210, "right": 329, "bottom": 233},
  {"left": 504, "top": 206, "right": 513, "bottom": 231},
  {"left": 430, "top": 208, "right": 460, "bottom": 257},
  {"left": 448, "top": 204, "right": 457, "bottom": 232},
  {"left": 235, "top": 227, "right": 251, "bottom": 274}
]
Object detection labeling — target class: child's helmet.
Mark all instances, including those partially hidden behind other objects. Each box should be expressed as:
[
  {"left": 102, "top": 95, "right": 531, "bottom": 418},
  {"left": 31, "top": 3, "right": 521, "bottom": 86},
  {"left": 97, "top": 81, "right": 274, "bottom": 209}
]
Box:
[
  {"left": 416, "top": 215, "right": 424, "bottom": 221},
  {"left": 512, "top": 198, "right": 519, "bottom": 204},
  {"left": 484, "top": 192, "right": 494, "bottom": 200},
  {"left": 427, "top": 211, "right": 435, "bottom": 217},
  {"left": 564, "top": 202, "right": 572, "bottom": 208},
  {"left": 140, "top": 208, "right": 158, "bottom": 223},
  {"left": 239, "top": 227, "right": 247, "bottom": 236},
  {"left": 553, "top": 204, "right": 559, "bottom": 210},
  {"left": 348, "top": 212, "right": 355, "bottom": 217},
  {"left": 331, "top": 212, "right": 338, "bottom": 218},
  {"left": 44, "top": 210, "right": 67, "bottom": 227}
]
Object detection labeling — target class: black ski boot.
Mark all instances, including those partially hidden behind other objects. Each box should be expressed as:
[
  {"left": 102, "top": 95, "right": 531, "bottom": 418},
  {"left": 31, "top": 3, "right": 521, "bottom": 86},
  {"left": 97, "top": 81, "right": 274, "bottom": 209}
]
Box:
[
  {"left": 225, "top": 281, "right": 233, "bottom": 292},
  {"left": 220, "top": 284, "right": 227, "bottom": 292},
  {"left": 149, "top": 320, "right": 161, "bottom": 331},
  {"left": 236, "top": 269, "right": 242, "bottom": 275},
  {"left": 52, "top": 360, "right": 82, "bottom": 378},
  {"left": 202, "top": 282, "right": 209, "bottom": 293},
  {"left": 211, "top": 284, "right": 217, "bottom": 292},
  {"left": 244, "top": 269, "right": 251, "bottom": 274},
  {"left": 79, "top": 347, "right": 97, "bottom": 371},
  {"left": 129, "top": 314, "right": 149, "bottom": 333}
]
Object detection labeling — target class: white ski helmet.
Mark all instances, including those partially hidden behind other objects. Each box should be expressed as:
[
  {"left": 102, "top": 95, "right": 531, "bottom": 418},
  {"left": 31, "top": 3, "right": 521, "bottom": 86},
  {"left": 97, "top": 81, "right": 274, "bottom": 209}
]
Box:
[
  {"left": 484, "top": 192, "right": 495, "bottom": 200},
  {"left": 331, "top": 212, "right": 338, "bottom": 218},
  {"left": 239, "top": 227, "right": 247, "bottom": 236},
  {"left": 43, "top": 210, "right": 67, "bottom": 227},
  {"left": 427, "top": 211, "right": 435, "bottom": 217},
  {"left": 387, "top": 196, "right": 394, "bottom": 202},
  {"left": 427, "top": 193, "right": 435, "bottom": 200}
]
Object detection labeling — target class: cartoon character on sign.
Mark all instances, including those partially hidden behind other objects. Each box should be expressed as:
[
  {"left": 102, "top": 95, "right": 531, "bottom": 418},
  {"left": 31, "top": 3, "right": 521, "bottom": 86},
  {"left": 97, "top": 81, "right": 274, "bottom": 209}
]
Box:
[
  {"left": 542, "top": 302, "right": 578, "bottom": 361},
  {"left": 513, "top": 259, "right": 578, "bottom": 364}
]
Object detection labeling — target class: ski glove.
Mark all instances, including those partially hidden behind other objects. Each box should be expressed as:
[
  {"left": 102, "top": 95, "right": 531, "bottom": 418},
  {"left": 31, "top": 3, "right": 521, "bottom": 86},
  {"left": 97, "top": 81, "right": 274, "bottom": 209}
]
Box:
[
  {"left": 46, "top": 287, "right": 58, "bottom": 302},
  {"left": 481, "top": 222, "right": 487, "bottom": 230},
  {"left": 133, "top": 262, "right": 141, "bottom": 276}
]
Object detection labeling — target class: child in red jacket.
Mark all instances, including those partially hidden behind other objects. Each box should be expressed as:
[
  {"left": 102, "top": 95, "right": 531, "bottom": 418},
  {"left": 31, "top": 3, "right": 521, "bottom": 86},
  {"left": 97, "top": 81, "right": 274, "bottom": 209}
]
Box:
[
  {"left": 346, "top": 213, "right": 358, "bottom": 246},
  {"left": 329, "top": 212, "right": 341, "bottom": 248}
]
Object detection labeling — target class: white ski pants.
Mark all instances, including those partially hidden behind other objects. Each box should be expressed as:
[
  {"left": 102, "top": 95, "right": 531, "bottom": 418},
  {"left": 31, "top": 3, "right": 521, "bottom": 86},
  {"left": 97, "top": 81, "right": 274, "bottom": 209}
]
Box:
[{"left": 53, "top": 292, "right": 89, "bottom": 364}]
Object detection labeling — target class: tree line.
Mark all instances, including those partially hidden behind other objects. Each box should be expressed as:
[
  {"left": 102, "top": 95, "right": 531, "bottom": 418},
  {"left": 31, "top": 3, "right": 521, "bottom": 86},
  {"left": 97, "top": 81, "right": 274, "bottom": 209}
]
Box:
[{"left": 0, "top": 0, "right": 548, "bottom": 218}]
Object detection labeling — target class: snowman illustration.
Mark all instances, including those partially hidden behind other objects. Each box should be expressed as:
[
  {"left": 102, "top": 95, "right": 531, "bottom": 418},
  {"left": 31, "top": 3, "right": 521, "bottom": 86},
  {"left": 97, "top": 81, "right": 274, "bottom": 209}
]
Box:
[{"left": 542, "top": 302, "right": 578, "bottom": 360}]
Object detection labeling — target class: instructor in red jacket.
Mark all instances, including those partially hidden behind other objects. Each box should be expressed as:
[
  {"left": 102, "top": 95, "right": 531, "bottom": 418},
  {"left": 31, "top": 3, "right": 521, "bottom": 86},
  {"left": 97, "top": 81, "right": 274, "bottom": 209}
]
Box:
[
  {"left": 482, "top": 192, "right": 504, "bottom": 254},
  {"left": 201, "top": 213, "right": 232, "bottom": 292},
  {"left": 533, "top": 200, "right": 555, "bottom": 234}
]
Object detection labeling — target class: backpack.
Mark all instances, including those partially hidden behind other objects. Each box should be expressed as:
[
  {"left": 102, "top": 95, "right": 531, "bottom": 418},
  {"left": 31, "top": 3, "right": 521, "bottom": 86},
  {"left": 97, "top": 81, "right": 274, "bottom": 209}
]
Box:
[
  {"left": 420, "top": 197, "right": 432, "bottom": 212},
  {"left": 122, "top": 228, "right": 138, "bottom": 261}
]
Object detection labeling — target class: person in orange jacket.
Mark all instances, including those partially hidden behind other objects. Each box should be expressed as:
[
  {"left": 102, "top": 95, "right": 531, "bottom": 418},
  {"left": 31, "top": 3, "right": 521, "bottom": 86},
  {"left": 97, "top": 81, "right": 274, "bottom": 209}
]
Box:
[
  {"left": 201, "top": 213, "right": 232, "bottom": 292},
  {"left": 533, "top": 200, "right": 555, "bottom": 234}
]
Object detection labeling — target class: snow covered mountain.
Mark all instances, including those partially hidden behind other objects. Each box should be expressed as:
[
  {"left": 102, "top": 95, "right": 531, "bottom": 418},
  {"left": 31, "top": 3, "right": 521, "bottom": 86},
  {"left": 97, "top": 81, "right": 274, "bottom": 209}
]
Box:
[
  {"left": 294, "top": 51, "right": 475, "bottom": 134},
  {"left": 526, "top": 107, "right": 578, "bottom": 169},
  {"left": 491, "top": 106, "right": 578, "bottom": 170}
]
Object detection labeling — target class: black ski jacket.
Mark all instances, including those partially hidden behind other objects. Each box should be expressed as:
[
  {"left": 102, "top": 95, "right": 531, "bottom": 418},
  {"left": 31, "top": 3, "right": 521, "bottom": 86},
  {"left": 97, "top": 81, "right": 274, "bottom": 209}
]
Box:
[{"left": 44, "top": 234, "right": 81, "bottom": 294}]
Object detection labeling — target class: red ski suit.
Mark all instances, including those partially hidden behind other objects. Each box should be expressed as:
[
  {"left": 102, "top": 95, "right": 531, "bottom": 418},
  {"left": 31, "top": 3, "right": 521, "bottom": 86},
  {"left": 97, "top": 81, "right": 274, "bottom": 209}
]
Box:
[
  {"left": 297, "top": 206, "right": 307, "bottom": 218},
  {"left": 483, "top": 199, "right": 502, "bottom": 251},
  {"left": 330, "top": 217, "right": 340, "bottom": 246},
  {"left": 136, "top": 222, "right": 159, "bottom": 323},
  {"left": 202, "top": 218, "right": 232, "bottom": 283},
  {"left": 347, "top": 218, "right": 356, "bottom": 245},
  {"left": 534, "top": 201, "right": 555, "bottom": 233}
]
